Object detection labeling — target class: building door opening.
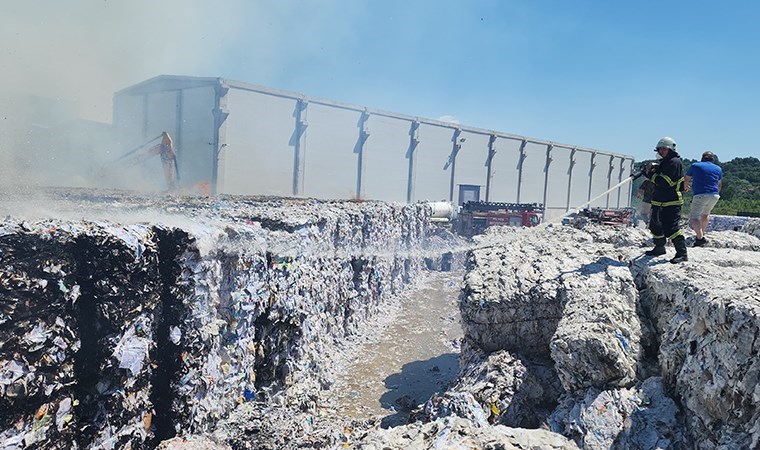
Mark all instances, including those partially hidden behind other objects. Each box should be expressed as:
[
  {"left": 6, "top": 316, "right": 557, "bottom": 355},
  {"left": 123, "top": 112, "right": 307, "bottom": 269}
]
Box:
[{"left": 458, "top": 184, "right": 481, "bottom": 206}]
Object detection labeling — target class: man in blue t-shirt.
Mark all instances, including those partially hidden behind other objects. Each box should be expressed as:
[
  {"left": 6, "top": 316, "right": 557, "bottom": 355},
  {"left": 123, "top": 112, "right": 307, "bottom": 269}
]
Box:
[{"left": 685, "top": 151, "right": 723, "bottom": 247}]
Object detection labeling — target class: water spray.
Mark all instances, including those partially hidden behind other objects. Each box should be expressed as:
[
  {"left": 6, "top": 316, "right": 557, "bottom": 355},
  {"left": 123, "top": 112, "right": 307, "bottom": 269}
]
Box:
[{"left": 550, "top": 167, "right": 650, "bottom": 224}]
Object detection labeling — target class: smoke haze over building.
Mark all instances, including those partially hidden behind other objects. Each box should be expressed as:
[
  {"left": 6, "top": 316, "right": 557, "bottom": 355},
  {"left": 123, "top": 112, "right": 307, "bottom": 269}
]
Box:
[{"left": 2, "top": 1, "right": 758, "bottom": 191}]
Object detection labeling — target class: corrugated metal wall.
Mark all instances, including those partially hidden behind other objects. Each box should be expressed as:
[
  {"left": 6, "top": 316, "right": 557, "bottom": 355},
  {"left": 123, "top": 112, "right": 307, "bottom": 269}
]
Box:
[
  {"left": 113, "top": 76, "right": 635, "bottom": 218},
  {"left": 361, "top": 115, "right": 411, "bottom": 203},
  {"left": 222, "top": 89, "right": 296, "bottom": 196}
]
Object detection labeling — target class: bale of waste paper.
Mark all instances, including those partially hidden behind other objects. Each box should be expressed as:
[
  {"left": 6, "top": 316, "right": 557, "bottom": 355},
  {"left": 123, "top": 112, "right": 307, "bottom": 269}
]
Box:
[{"left": 550, "top": 261, "right": 642, "bottom": 392}]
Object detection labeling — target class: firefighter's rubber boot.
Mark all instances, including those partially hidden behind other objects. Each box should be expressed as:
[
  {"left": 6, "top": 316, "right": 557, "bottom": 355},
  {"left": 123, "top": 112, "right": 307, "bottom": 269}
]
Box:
[
  {"left": 645, "top": 238, "right": 666, "bottom": 256},
  {"left": 670, "top": 236, "right": 688, "bottom": 264}
]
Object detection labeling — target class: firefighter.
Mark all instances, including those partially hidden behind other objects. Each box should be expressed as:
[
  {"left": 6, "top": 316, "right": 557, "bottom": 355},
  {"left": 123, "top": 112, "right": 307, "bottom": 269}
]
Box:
[{"left": 644, "top": 137, "right": 688, "bottom": 263}]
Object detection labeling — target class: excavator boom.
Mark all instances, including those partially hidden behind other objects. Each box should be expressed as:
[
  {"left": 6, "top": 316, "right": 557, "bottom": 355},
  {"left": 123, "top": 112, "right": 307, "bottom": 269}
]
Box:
[
  {"left": 106, "top": 131, "right": 179, "bottom": 191},
  {"left": 158, "top": 132, "right": 178, "bottom": 191}
]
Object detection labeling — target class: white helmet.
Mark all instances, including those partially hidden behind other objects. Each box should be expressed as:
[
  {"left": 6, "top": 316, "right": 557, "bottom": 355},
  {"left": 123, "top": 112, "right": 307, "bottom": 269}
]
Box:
[{"left": 655, "top": 137, "right": 676, "bottom": 151}]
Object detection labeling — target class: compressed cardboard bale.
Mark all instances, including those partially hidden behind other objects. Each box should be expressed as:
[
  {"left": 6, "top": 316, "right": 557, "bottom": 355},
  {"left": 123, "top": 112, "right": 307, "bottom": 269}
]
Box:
[
  {"left": 168, "top": 239, "right": 227, "bottom": 434},
  {"left": 675, "top": 228, "right": 760, "bottom": 251},
  {"left": 632, "top": 248, "right": 760, "bottom": 448},
  {"left": 550, "top": 261, "right": 642, "bottom": 392},
  {"left": 416, "top": 342, "right": 562, "bottom": 429},
  {"left": 70, "top": 223, "right": 162, "bottom": 449},
  {"left": 154, "top": 224, "right": 309, "bottom": 434},
  {"left": 1, "top": 221, "right": 82, "bottom": 449},
  {"left": 1, "top": 223, "right": 79, "bottom": 407},
  {"left": 459, "top": 225, "right": 637, "bottom": 356},
  {"left": 160, "top": 199, "right": 432, "bottom": 437},
  {"left": 451, "top": 223, "right": 760, "bottom": 448},
  {"left": 355, "top": 415, "right": 579, "bottom": 450},
  {"left": 459, "top": 223, "right": 651, "bottom": 358},
  {"left": 742, "top": 218, "right": 760, "bottom": 238},
  {"left": 459, "top": 240, "right": 565, "bottom": 355},
  {"left": 708, "top": 214, "right": 752, "bottom": 232},
  {"left": 2, "top": 191, "right": 439, "bottom": 448},
  {"left": 1, "top": 220, "right": 163, "bottom": 449},
  {"left": 549, "top": 377, "right": 680, "bottom": 450}
]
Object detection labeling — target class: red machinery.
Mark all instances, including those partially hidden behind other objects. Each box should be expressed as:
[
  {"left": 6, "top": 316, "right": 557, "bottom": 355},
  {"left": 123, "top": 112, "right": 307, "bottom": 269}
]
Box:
[
  {"left": 562, "top": 207, "right": 637, "bottom": 228},
  {"left": 455, "top": 201, "right": 543, "bottom": 236}
]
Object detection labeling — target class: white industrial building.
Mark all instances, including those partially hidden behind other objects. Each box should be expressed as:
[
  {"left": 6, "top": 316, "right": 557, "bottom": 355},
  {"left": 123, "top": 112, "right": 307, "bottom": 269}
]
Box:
[{"left": 113, "top": 75, "right": 635, "bottom": 219}]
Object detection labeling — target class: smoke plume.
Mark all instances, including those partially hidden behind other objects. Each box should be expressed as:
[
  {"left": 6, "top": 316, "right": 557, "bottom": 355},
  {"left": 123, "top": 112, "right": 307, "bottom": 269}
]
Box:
[{"left": 0, "top": 0, "right": 245, "bottom": 191}]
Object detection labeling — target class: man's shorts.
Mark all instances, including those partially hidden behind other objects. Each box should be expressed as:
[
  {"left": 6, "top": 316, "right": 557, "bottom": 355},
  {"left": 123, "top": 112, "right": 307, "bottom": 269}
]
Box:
[{"left": 690, "top": 193, "right": 720, "bottom": 219}]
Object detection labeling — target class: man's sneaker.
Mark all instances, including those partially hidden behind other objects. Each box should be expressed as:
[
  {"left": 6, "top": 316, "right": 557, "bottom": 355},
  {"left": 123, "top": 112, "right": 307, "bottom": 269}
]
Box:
[
  {"left": 670, "top": 254, "right": 689, "bottom": 264},
  {"left": 693, "top": 238, "right": 707, "bottom": 247},
  {"left": 644, "top": 246, "right": 666, "bottom": 256}
]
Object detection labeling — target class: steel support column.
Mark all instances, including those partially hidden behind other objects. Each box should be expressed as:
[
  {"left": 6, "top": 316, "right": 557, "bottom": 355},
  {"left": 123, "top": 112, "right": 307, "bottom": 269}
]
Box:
[
  {"left": 406, "top": 120, "right": 420, "bottom": 203},
  {"left": 626, "top": 160, "right": 635, "bottom": 207},
  {"left": 516, "top": 140, "right": 528, "bottom": 203},
  {"left": 355, "top": 109, "right": 370, "bottom": 199},
  {"left": 617, "top": 159, "right": 625, "bottom": 207},
  {"left": 485, "top": 134, "right": 497, "bottom": 202},
  {"left": 566, "top": 148, "right": 577, "bottom": 211},
  {"left": 542, "top": 144, "right": 554, "bottom": 211},
  {"left": 588, "top": 152, "right": 598, "bottom": 204},
  {"left": 292, "top": 99, "right": 309, "bottom": 196},
  {"left": 211, "top": 82, "right": 229, "bottom": 195},
  {"left": 606, "top": 156, "right": 615, "bottom": 207},
  {"left": 445, "top": 129, "right": 463, "bottom": 202}
]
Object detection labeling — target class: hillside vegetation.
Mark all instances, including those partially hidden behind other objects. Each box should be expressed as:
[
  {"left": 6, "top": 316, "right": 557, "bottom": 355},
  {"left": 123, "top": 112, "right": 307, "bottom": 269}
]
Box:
[{"left": 632, "top": 156, "right": 760, "bottom": 216}]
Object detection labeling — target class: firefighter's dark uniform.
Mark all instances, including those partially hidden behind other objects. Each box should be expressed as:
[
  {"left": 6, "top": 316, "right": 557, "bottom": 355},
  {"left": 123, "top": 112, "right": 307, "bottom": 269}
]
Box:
[{"left": 647, "top": 150, "right": 687, "bottom": 259}]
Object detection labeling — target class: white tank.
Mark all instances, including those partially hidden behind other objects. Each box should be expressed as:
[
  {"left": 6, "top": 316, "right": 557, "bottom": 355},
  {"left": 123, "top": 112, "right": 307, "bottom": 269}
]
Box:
[{"left": 427, "top": 201, "right": 456, "bottom": 220}]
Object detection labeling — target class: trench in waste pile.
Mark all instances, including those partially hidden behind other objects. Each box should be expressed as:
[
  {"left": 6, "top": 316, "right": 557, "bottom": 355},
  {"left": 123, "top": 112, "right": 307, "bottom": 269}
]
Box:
[{"left": 331, "top": 270, "right": 464, "bottom": 427}]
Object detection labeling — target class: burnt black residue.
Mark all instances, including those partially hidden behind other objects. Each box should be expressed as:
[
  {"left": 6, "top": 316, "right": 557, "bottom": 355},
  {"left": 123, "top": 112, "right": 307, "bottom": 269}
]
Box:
[
  {"left": 71, "top": 231, "right": 163, "bottom": 449},
  {"left": 0, "top": 234, "right": 78, "bottom": 432},
  {"left": 346, "top": 256, "right": 367, "bottom": 327},
  {"left": 70, "top": 236, "right": 108, "bottom": 447},
  {"left": 441, "top": 252, "right": 452, "bottom": 272},
  {"left": 252, "top": 312, "right": 278, "bottom": 389},
  {"left": 253, "top": 217, "right": 312, "bottom": 233},
  {"left": 350, "top": 257, "right": 366, "bottom": 293},
  {"left": 149, "top": 228, "right": 191, "bottom": 444}
]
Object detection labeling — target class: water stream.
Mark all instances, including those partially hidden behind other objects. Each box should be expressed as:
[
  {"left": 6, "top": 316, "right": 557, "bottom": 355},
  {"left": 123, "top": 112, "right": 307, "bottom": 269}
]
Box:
[{"left": 550, "top": 176, "right": 636, "bottom": 223}]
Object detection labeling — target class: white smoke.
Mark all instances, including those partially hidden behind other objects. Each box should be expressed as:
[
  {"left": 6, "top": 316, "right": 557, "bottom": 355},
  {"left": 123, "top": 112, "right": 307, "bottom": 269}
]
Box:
[
  {"left": 0, "top": 0, "right": 249, "bottom": 191},
  {"left": 0, "top": 1, "right": 250, "bottom": 122},
  {"left": 0, "top": 1, "right": 368, "bottom": 193}
]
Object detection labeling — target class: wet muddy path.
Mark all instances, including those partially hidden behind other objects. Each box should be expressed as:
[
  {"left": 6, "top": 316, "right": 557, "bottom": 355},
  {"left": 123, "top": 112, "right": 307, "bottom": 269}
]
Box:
[{"left": 331, "top": 271, "right": 464, "bottom": 427}]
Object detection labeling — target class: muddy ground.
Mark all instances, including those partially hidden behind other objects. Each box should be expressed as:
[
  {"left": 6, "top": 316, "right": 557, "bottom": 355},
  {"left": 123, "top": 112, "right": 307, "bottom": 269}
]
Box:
[{"left": 331, "top": 271, "right": 464, "bottom": 427}]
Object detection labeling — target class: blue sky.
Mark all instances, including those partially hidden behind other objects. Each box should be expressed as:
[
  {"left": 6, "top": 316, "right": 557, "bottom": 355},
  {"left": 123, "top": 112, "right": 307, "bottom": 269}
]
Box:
[{"left": 2, "top": 1, "right": 759, "bottom": 163}]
